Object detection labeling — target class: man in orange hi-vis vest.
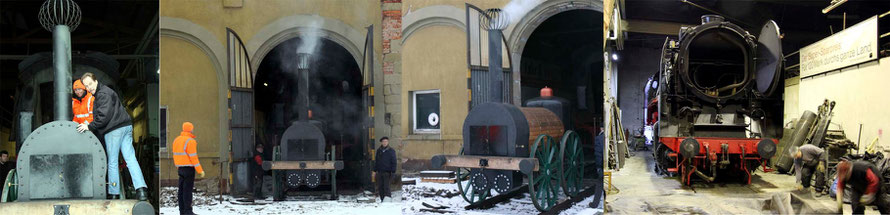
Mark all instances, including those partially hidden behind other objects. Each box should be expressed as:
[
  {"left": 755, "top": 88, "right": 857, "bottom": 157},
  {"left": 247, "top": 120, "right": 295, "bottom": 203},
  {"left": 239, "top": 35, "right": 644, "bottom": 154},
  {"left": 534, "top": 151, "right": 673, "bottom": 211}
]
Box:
[
  {"left": 72, "top": 79, "right": 104, "bottom": 147},
  {"left": 172, "top": 122, "right": 204, "bottom": 215},
  {"left": 72, "top": 79, "right": 94, "bottom": 124}
]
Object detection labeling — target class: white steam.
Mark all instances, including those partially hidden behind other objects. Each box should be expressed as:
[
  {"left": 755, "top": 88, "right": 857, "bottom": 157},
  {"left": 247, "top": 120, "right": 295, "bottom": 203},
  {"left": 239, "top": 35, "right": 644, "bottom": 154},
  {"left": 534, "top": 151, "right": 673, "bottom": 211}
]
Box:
[
  {"left": 297, "top": 18, "right": 324, "bottom": 54},
  {"left": 502, "top": 0, "right": 542, "bottom": 24}
]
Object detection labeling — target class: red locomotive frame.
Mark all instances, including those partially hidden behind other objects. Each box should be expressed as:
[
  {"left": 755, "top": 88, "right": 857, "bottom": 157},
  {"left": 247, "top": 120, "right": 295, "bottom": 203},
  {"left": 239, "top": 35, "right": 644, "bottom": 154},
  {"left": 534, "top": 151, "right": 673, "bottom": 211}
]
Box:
[{"left": 660, "top": 137, "right": 776, "bottom": 185}]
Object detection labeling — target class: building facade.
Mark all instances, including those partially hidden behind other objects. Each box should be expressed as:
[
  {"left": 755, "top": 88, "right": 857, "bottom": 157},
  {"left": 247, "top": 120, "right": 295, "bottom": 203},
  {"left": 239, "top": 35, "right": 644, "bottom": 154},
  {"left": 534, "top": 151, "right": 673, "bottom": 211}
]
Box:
[{"left": 159, "top": 0, "right": 601, "bottom": 191}]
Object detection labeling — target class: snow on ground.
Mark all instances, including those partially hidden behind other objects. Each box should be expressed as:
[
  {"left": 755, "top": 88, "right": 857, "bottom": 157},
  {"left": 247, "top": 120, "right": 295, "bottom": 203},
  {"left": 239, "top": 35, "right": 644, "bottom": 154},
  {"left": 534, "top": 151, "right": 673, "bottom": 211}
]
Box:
[
  {"left": 558, "top": 194, "right": 603, "bottom": 215},
  {"left": 401, "top": 178, "right": 602, "bottom": 215},
  {"left": 159, "top": 187, "right": 400, "bottom": 215},
  {"left": 159, "top": 178, "right": 603, "bottom": 215}
]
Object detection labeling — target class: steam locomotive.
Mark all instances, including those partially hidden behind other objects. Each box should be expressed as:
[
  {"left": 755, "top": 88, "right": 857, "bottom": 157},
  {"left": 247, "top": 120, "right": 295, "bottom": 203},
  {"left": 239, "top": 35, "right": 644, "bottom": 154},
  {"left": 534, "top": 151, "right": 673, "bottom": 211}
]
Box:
[
  {"left": 432, "top": 87, "right": 587, "bottom": 212},
  {"left": 651, "top": 15, "right": 784, "bottom": 185},
  {"left": 1, "top": 54, "right": 153, "bottom": 214},
  {"left": 261, "top": 54, "right": 344, "bottom": 200}
]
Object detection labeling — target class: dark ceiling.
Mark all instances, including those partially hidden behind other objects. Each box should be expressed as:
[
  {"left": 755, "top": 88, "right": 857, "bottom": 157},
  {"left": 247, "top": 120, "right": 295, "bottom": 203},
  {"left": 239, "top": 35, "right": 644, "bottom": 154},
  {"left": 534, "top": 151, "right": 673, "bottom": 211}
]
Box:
[
  {"left": 523, "top": 9, "right": 601, "bottom": 64},
  {"left": 623, "top": 0, "right": 889, "bottom": 57},
  {"left": 0, "top": 0, "right": 158, "bottom": 130},
  {"left": 521, "top": 9, "right": 603, "bottom": 115}
]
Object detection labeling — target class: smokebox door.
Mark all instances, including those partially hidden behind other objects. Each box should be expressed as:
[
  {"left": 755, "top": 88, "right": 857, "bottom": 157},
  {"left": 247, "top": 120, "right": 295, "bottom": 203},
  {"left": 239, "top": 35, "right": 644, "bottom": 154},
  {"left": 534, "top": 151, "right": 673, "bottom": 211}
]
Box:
[{"left": 755, "top": 20, "right": 783, "bottom": 97}]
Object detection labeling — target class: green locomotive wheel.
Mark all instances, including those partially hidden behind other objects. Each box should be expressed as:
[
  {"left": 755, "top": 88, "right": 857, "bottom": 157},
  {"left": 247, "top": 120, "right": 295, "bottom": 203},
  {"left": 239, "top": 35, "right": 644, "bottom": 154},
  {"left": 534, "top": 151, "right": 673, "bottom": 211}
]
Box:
[
  {"left": 528, "top": 134, "right": 561, "bottom": 212},
  {"left": 1, "top": 169, "right": 16, "bottom": 202},
  {"left": 560, "top": 130, "right": 584, "bottom": 197},
  {"left": 456, "top": 147, "right": 490, "bottom": 204}
]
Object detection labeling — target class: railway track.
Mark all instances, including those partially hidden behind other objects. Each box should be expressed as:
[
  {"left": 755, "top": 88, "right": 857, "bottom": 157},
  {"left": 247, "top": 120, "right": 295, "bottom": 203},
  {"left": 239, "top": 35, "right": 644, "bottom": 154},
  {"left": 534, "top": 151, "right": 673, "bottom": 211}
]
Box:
[
  {"left": 540, "top": 181, "right": 602, "bottom": 215},
  {"left": 452, "top": 180, "right": 602, "bottom": 214}
]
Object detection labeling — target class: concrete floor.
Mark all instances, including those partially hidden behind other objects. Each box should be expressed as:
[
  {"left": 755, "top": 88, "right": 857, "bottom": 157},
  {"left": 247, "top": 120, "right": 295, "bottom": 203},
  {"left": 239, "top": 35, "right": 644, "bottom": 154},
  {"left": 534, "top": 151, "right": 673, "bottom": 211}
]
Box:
[{"left": 605, "top": 148, "right": 881, "bottom": 214}]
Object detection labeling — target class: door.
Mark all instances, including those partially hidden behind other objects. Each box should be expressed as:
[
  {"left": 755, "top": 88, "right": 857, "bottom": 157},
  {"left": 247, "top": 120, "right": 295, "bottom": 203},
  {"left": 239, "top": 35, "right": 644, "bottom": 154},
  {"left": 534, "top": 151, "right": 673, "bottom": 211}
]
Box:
[
  {"left": 466, "top": 3, "right": 514, "bottom": 108},
  {"left": 360, "top": 25, "right": 376, "bottom": 189},
  {"left": 227, "top": 28, "right": 255, "bottom": 195}
]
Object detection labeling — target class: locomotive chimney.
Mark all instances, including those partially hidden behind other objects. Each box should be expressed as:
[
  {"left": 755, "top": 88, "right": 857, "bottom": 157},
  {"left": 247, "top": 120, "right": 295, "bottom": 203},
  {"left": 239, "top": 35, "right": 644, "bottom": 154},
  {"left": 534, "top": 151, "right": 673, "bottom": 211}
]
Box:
[
  {"left": 297, "top": 53, "right": 311, "bottom": 122},
  {"left": 39, "top": 0, "right": 81, "bottom": 121},
  {"left": 701, "top": 15, "right": 724, "bottom": 24},
  {"left": 482, "top": 8, "right": 509, "bottom": 103}
]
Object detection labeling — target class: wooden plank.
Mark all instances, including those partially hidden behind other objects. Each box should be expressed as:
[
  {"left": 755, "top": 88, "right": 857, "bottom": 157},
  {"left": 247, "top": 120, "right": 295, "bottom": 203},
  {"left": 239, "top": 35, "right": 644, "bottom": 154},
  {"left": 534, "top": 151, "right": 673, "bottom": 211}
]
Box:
[
  {"left": 420, "top": 170, "right": 455, "bottom": 178},
  {"left": 435, "top": 155, "right": 538, "bottom": 172},
  {"left": 402, "top": 179, "right": 418, "bottom": 185},
  {"left": 420, "top": 178, "right": 456, "bottom": 184},
  {"left": 263, "top": 160, "right": 344, "bottom": 170}
]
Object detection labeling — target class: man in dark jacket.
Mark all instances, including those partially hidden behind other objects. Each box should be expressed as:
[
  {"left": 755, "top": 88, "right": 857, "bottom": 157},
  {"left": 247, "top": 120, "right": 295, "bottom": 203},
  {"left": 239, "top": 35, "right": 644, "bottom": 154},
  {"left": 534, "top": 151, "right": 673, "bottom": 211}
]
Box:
[
  {"left": 0, "top": 151, "right": 14, "bottom": 195},
  {"left": 373, "top": 137, "right": 397, "bottom": 202},
  {"left": 76, "top": 73, "right": 148, "bottom": 201},
  {"left": 252, "top": 143, "right": 265, "bottom": 201}
]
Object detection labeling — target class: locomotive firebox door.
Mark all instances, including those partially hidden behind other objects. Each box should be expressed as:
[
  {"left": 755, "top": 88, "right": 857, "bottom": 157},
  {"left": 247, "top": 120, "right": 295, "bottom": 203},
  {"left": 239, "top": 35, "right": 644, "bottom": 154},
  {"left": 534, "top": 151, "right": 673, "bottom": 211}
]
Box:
[{"left": 468, "top": 125, "right": 508, "bottom": 156}]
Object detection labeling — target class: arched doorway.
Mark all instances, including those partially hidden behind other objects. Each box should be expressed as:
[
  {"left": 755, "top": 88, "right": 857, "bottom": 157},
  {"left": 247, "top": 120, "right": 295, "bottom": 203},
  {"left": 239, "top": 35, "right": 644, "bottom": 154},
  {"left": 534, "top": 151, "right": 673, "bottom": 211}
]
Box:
[
  {"left": 519, "top": 9, "right": 602, "bottom": 114},
  {"left": 253, "top": 36, "right": 365, "bottom": 192},
  {"left": 518, "top": 9, "right": 603, "bottom": 176}
]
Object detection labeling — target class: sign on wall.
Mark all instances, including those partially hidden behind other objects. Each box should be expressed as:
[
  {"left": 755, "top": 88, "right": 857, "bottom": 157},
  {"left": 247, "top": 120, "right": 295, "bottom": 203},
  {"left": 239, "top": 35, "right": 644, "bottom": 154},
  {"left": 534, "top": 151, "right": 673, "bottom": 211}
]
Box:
[{"left": 800, "top": 15, "right": 878, "bottom": 77}]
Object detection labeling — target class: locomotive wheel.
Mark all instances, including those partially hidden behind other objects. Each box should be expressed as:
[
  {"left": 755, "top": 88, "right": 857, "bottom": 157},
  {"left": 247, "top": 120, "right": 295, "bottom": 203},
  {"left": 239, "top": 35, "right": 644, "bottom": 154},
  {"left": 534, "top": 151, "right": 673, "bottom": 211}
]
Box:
[
  {"left": 493, "top": 173, "right": 513, "bottom": 193},
  {"left": 559, "top": 131, "right": 584, "bottom": 197},
  {"left": 528, "top": 134, "right": 561, "bottom": 212},
  {"left": 653, "top": 143, "right": 665, "bottom": 174},
  {"left": 654, "top": 143, "right": 677, "bottom": 176},
  {"left": 1, "top": 169, "right": 16, "bottom": 202},
  {"left": 456, "top": 147, "right": 490, "bottom": 204},
  {"left": 306, "top": 172, "right": 320, "bottom": 188}
]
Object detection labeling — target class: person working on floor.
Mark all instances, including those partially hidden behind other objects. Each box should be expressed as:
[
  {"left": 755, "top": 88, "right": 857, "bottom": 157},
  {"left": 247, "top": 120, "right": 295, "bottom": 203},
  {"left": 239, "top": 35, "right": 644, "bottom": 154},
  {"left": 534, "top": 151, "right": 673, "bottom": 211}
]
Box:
[
  {"left": 173, "top": 122, "right": 204, "bottom": 215},
  {"left": 836, "top": 159, "right": 889, "bottom": 214},
  {"left": 373, "top": 136, "right": 397, "bottom": 202},
  {"left": 790, "top": 144, "right": 827, "bottom": 193},
  {"left": 76, "top": 73, "right": 148, "bottom": 201}
]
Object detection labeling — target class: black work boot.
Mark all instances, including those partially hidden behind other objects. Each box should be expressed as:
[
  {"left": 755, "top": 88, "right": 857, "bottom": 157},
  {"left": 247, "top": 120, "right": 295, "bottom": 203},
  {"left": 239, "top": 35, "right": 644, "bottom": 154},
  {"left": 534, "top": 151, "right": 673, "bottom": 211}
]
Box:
[
  {"left": 136, "top": 187, "right": 148, "bottom": 201},
  {"left": 108, "top": 194, "right": 120, "bottom": 200}
]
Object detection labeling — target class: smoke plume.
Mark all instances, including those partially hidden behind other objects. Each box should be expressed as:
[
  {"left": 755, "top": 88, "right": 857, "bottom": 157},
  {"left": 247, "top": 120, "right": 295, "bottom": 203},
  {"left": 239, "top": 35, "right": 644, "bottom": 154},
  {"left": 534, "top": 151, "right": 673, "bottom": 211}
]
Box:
[{"left": 503, "top": 0, "right": 541, "bottom": 24}]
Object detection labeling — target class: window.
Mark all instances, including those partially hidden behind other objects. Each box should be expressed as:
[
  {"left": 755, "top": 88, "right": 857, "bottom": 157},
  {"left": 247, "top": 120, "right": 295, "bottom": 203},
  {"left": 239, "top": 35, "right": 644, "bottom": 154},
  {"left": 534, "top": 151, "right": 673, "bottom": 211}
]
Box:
[
  {"left": 160, "top": 106, "right": 167, "bottom": 148},
  {"left": 413, "top": 90, "right": 441, "bottom": 133}
]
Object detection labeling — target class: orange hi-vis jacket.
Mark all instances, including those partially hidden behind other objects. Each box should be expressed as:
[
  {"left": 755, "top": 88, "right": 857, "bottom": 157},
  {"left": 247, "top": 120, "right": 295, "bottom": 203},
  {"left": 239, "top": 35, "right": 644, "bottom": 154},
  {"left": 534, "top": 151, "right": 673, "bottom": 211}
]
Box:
[
  {"left": 72, "top": 80, "right": 94, "bottom": 124},
  {"left": 172, "top": 131, "right": 203, "bottom": 173}
]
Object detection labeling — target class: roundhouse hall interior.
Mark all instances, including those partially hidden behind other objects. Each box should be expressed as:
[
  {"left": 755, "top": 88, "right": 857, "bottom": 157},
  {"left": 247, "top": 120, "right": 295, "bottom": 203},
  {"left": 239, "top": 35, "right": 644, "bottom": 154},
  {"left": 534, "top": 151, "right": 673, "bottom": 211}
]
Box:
[{"left": 602, "top": 0, "right": 890, "bottom": 214}]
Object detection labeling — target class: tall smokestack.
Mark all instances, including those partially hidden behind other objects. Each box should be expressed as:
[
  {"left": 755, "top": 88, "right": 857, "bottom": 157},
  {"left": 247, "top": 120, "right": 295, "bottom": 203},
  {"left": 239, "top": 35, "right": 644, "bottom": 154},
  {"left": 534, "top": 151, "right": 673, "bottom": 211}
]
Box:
[
  {"left": 482, "top": 9, "right": 509, "bottom": 103},
  {"left": 297, "top": 53, "right": 311, "bottom": 122},
  {"left": 39, "top": 0, "right": 81, "bottom": 121}
]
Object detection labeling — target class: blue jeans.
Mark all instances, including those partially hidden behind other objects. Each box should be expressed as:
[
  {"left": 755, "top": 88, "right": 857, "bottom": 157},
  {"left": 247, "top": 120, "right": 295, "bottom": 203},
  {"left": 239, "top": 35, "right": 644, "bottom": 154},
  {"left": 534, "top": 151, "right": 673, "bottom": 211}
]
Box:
[{"left": 105, "top": 125, "right": 147, "bottom": 195}]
